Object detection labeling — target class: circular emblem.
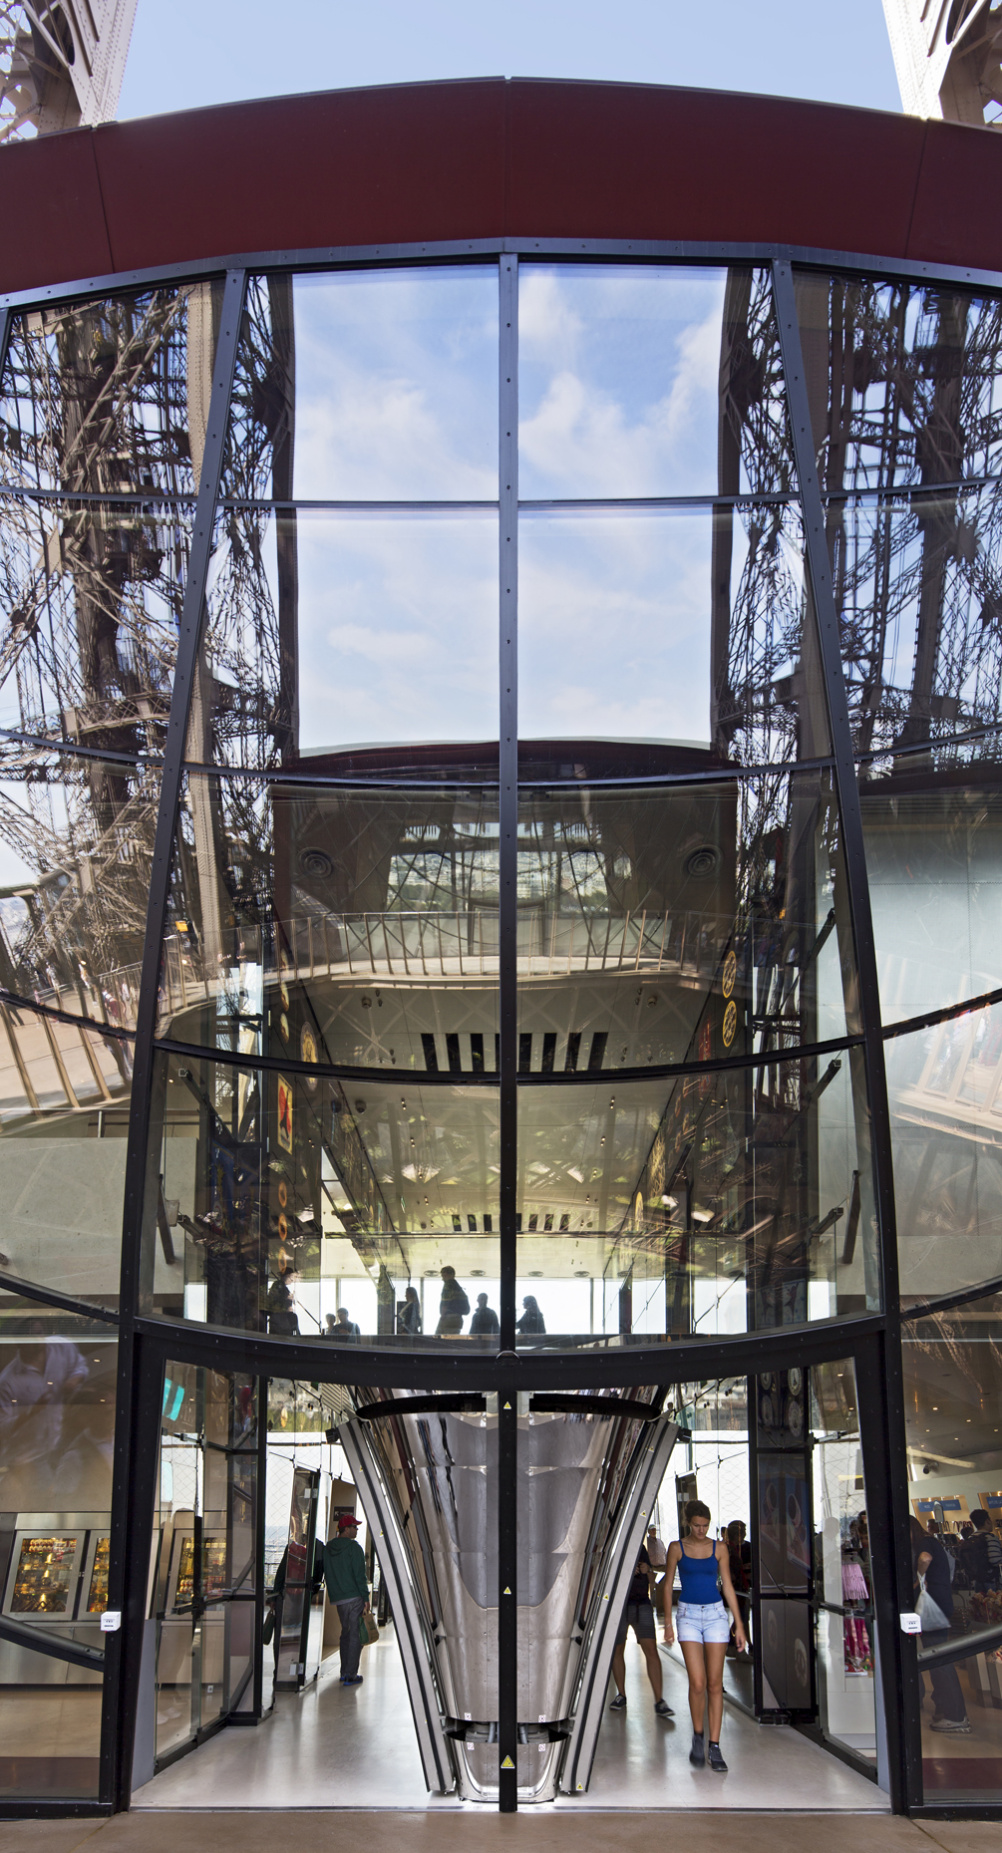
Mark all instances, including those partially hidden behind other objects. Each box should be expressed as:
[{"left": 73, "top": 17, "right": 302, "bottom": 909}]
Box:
[
  {"left": 301, "top": 1023, "right": 319, "bottom": 1091},
  {"left": 277, "top": 1213, "right": 288, "bottom": 1241},
  {"left": 722, "top": 999, "right": 737, "bottom": 1047},
  {"left": 787, "top": 1396, "right": 804, "bottom": 1440},
  {"left": 722, "top": 949, "right": 737, "bottom": 999},
  {"left": 787, "top": 1366, "right": 803, "bottom": 1397},
  {"left": 279, "top": 1012, "right": 290, "bottom": 1044},
  {"left": 278, "top": 1180, "right": 288, "bottom": 1210}
]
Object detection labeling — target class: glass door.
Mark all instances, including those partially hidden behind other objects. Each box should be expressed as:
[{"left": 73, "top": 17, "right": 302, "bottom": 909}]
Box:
[{"left": 151, "top": 1364, "right": 261, "bottom": 1767}]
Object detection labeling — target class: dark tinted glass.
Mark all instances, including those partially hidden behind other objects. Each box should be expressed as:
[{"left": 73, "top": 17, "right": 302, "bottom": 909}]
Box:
[
  {"left": 225, "top": 267, "right": 498, "bottom": 502},
  {"left": 519, "top": 264, "right": 794, "bottom": 499},
  {"left": 0, "top": 282, "right": 223, "bottom": 498},
  {"left": 518, "top": 503, "right": 823, "bottom": 766},
  {"left": 903, "top": 1291, "right": 1002, "bottom": 1802},
  {"left": 890, "top": 1004, "right": 1002, "bottom": 1306},
  {"left": 0, "top": 497, "right": 194, "bottom": 742},
  {"left": 516, "top": 765, "right": 859, "bottom": 1063},
  {"left": 144, "top": 1048, "right": 500, "bottom": 1345},
  {"left": 0, "top": 1004, "right": 130, "bottom": 1307},
  {"left": 0, "top": 743, "right": 161, "bottom": 1030},
  {"left": 795, "top": 272, "right": 1002, "bottom": 492},
  {"left": 828, "top": 485, "right": 1002, "bottom": 756},
  {"left": 199, "top": 507, "right": 498, "bottom": 766},
  {"left": 514, "top": 1049, "right": 877, "bottom": 1345},
  {"left": 158, "top": 772, "right": 499, "bottom": 1056},
  {"left": 862, "top": 767, "right": 1002, "bottom": 1026}
]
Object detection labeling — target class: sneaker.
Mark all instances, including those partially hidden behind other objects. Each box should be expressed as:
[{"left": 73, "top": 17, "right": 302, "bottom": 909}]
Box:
[
  {"left": 689, "top": 1733, "right": 705, "bottom": 1766},
  {"left": 609, "top": 1692, "right": 627, "bottom": 1710},
  {"left": 930, "top": 1717, "right": 971, "bottom": 1733},
  {"left": 341, "top": 1675, "right": 364, "bottom": 1687},
  {"left": 707, "top": 1741, "right": 728, "bottom": 1772},
  {"left": 654, "top": 1698, "right": 674, "bottom": 1716}
]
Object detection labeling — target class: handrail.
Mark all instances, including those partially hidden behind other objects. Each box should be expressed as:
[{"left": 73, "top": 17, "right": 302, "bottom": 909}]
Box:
[{"left": 917, "top": 1619, "right": 1002, "bottom": 1670}]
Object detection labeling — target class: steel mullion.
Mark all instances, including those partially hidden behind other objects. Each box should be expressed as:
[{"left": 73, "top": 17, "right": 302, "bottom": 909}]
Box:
[
  {"left": 101, "top": 268, "right": 247, "bottom": 1811},
  {"left": 134, "top": 1305, "right": 885, "bottom": 1388},
  {"left": 772, "top": 258, "right": 920, "bottom": 1813},
  {"left": 497, "top": 251, "right": 519, "bottom": 1815},
  {"left": 5, "top": 236, "right": 1002, "bottom": 319}
]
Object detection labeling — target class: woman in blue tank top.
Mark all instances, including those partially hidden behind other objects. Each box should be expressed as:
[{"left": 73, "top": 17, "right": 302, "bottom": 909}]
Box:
[{"left": 663, "top": 1498, "right": 746, "bottom": 1773}]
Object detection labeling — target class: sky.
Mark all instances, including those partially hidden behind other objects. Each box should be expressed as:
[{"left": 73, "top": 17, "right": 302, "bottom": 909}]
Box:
[{"left": 116, "top": 0, "right": 902, "bottom": 123}]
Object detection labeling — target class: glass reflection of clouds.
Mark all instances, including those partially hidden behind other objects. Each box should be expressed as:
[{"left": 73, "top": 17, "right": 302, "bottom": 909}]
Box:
[
  {"left": 291, "top": 267, "right": 499, "bottom": 501},
  {"left": 519, "top": 265, "right": 729, "bottom": 501},
  {"left": 206, "top": 509, "right": 498, "bottom": 752},
  {"left": 518, "top": 505, "right": 804, "bottom": 748}
]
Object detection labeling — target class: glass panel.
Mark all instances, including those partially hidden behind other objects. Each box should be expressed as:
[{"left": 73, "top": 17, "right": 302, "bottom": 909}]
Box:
[
  {"left": 0, "top": 494, "right": 195, "bottom": 742},
  {"left": 518, "top": 264, "right": 793, "bottom": 500},
  {"left": 514, "top": 1052, "right": 876, "bottom": 1345},
  {"left": 225, "top": 267, "right": 498, "bottom": 502},
  {"left": 0, "top": 1004, "right": 131, "bottom": 1307},
  {"left": 0, "top": 1639, "right": 102, "bottom": 1797},
  {"left": 0, "top": 282, "right": 223, "bottom": 499},
  {"left": 903, "top": 1290, "right": 1002, "bottom": 1802},
  {"left": 889, "top": 1003, "right": 1002, "bottom": 1305},
  {"left": 862, "top": 767, "right": 1002, "bottom": 1026},
  {"left": 812, "top": 1359, "right": 877, "bottom": 1768},
  {"left": 795, "top": 271, "right": 1002, "bottom": 494},
  {"left": 516, "top": 765, "right": 859, "bottom": 1062},
  {"left": 828, "top": 486, "right": 1002, "bottom": 756},
  {"left": 518, "top": 503, "right": 825, "bottom": 766},
  {"left": 145, "top": 1049, "right": 500, "bottom": 1345},
  {"left": 152, "top": 1363, "right": 259, "bottom": 1762},
  {"left": 199, "top": 507, "right": 498, "bottom": 765},
  {"left": 0, "top": 1309, "right": 115, "bottom": 1797},
  {"left": 157, "top": 773, "right": 499, "bottom": 1062},
  {"left": 0, "top": 743, "right": 161, "bottom": 1029}
]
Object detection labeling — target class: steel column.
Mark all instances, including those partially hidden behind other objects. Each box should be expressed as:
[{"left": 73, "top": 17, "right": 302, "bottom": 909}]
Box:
[
  {"left": 498, "top": 253, "right": 518, "bottom": 1350},
  {"left": 772, "top": 259, "right": 919, "bottom": 1812}
]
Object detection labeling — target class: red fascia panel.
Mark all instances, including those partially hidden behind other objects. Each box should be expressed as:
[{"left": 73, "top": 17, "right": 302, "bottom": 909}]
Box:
[
  {"left": 907, "top": 115, "right": 1002, "bottom": 272},
  {"left": 1, "top": 80, "right": 1002, "bottom": 297},
  {"left": 506, "top": 81, "right": 926, "bottom": 260},
  {"left": 92, "top": 79, "right": 508, "bottom": 274},
  {"left": 0, "top": 127, "right": 111, "bottom": 293}
]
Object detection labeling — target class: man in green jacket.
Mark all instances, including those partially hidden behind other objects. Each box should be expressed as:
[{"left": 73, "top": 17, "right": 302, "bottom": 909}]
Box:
[{"left": 321, "top": 1512, "right": 370, "bottom": 1686}]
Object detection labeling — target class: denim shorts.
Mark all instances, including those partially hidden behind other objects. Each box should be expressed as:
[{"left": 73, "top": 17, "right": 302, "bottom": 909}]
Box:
[{"left": 676, "top": 1600, "right": 731, "bottom": 1644}]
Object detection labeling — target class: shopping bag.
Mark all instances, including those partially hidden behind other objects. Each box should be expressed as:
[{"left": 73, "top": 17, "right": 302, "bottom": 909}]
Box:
[
  {"left": 360, "top": 1610, "right": 380, "bottom": 1646},
  {"left": 916, "top": 1572, "right": 950, "bottom": 1634}
]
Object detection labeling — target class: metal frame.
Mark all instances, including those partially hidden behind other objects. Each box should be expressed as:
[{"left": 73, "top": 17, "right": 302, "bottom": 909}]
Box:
[{"left": 2, "top": 227, "right": 1001, "bottom": 1820}]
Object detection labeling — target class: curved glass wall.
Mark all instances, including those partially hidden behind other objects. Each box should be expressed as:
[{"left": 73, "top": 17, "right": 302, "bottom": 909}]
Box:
[{"left": 0, "top": 242, "right": 1000, "bottom": 1810}]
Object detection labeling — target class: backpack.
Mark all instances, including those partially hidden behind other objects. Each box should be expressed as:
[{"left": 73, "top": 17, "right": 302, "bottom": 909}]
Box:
[{"left": 455, "top": 1287, "right": 470, "bottom": 1316}]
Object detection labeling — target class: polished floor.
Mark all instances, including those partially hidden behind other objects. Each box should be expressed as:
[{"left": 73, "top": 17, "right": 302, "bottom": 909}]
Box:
[
  {"left": 6, "top": 1815, "right": 1001, "bottom": 1853},
  {"left": 133, "top": 1627, "right": 882, "bottom": 1813}
]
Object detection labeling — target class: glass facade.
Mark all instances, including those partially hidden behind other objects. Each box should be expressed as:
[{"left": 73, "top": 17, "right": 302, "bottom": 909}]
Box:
[{"left": 0, "top": 239, "right": 1000, "bottom": 1818}]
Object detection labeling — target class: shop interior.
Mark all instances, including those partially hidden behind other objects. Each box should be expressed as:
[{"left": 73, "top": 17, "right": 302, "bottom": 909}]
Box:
[{"left": 0, "top": 1358, "right": 893, "bottom": 1812}]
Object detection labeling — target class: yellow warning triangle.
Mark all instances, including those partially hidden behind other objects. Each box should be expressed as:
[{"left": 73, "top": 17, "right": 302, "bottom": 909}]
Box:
[
  {"left": 503, "top": 1585, "right": 512, "bottom": 1594},
  {"left": 503, "top": 1400, "right": 512, "bottom": 1409},
  {"left": 501, "top": 1756, "right": 515, "bottom": 1769}
]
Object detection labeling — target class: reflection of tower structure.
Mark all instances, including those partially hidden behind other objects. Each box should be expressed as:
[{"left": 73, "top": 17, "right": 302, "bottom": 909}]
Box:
[
  {"left": 884, "top": 0, "right": 1002, "bottom": 127},
  {"left": 0, "top": 0, "right": 136, "bottom": 142}
]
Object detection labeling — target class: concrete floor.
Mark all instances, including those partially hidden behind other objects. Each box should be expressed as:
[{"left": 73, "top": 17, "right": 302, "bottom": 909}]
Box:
[{"left": 132, "top": 1626, "right": 881, "bottom": 1813}]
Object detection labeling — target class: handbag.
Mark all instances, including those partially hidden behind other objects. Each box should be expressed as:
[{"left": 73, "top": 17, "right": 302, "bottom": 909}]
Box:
[
  {"left": 916, "top": 1572, "right": 950, "bottom": 1634},
  {"left": 360, "top": 1611, "right": 379, "bottom": 1646}
]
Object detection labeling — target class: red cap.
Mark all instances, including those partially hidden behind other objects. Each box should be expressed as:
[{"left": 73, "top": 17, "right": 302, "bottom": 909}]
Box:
[{"left": 337, "top": 1513, "right": 360, "bottom": 1531}]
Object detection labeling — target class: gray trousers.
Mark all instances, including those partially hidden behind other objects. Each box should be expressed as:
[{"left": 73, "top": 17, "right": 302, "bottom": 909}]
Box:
[{"left": 337, "top": 1596, "right": 365, "bottom": 1680}]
